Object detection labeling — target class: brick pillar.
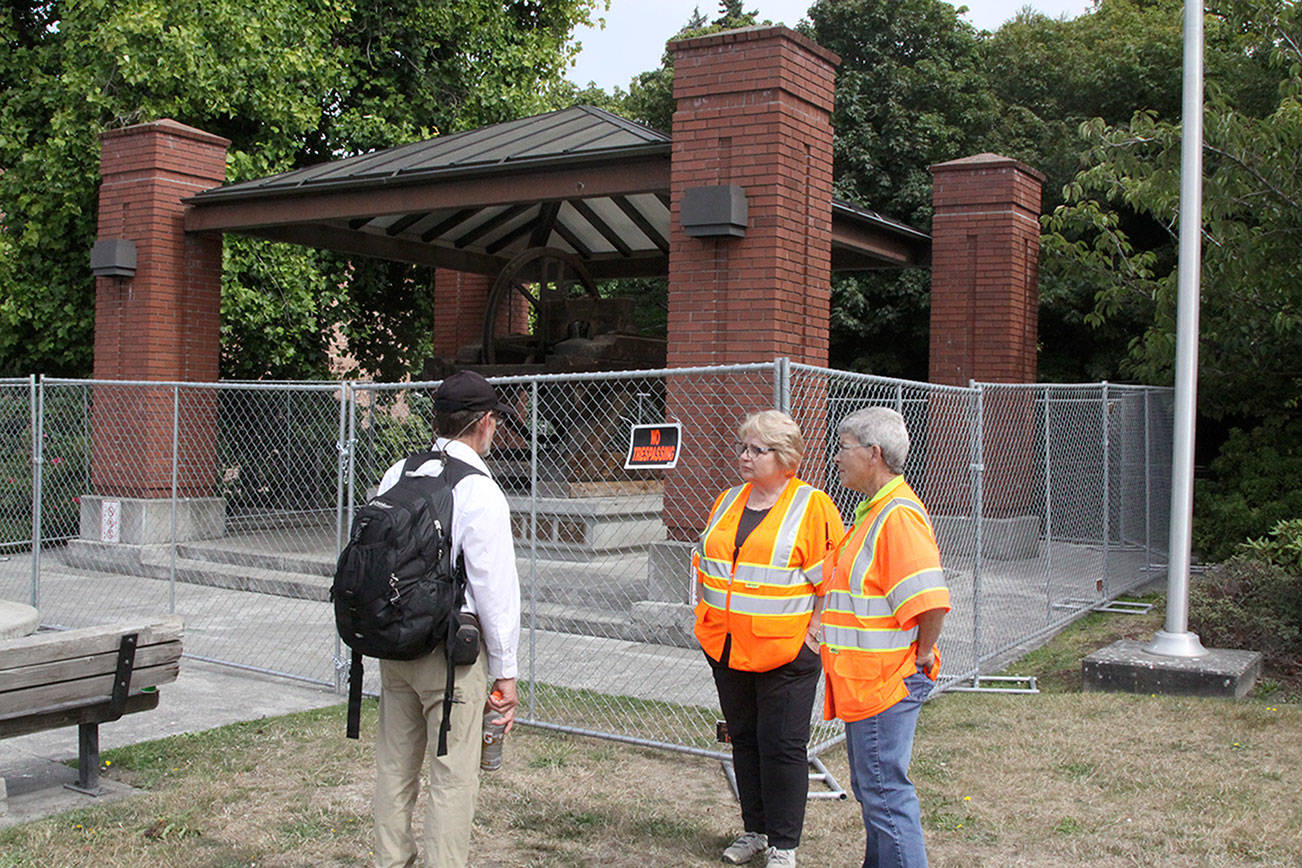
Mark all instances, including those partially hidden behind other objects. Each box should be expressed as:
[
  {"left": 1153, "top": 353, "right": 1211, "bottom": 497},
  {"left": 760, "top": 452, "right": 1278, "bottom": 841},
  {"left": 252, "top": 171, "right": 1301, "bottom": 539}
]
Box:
[
  {"left": 432, "top": 269, "right": 493, "bottom": 360},
  {"left": 91, "top": 120, "right": 229, "bottom": 499},
  {"left": 927, "top": 153, "right": 1043, "bottom": 387},
  {"left": 662, "top": 26, "right": 839, "bottom": 540},
  {"left": 925, "top": 154, "right": 1044, "bottom": 520}
]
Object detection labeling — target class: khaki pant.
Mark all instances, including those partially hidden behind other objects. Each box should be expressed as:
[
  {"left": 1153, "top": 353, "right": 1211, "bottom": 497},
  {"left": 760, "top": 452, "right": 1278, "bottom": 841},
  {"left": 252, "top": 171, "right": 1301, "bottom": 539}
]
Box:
[{"left": 374, "top": 645, "right": 489, "bottom": 868}]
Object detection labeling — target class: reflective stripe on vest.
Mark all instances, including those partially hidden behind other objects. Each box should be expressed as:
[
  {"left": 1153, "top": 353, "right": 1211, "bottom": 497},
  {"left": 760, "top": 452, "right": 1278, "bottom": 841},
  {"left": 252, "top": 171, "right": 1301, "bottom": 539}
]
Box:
[
  {"left": 823, "top": 497, "right": 936, "bottom": 652},
  {"left": 697, "top": 482, "right": 819, "bottom": 616}
]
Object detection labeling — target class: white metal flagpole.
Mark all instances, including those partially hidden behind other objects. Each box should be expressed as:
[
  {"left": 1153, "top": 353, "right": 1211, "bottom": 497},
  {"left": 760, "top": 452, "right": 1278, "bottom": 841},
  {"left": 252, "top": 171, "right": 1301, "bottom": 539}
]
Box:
[{"left": 1147, "top": 0, "right": 1209, "bottom": 658}]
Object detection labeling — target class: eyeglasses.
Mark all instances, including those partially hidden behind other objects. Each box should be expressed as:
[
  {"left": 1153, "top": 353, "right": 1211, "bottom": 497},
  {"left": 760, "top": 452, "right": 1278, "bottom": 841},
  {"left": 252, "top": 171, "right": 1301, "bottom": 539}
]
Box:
[
  {"left": 837, "top": 442, "right": 875, "bottom": 455},
  {"left": 737, "top": 442, "right": 775, "bottom": 458}
]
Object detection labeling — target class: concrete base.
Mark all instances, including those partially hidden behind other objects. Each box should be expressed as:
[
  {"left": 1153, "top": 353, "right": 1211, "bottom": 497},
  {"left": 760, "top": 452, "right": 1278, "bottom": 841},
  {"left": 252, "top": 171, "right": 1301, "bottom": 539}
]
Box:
[
  {"left": 934, "top": 514, "right": 1040, "bottom": 561},
  {"left": 78, "top": 496, "right": 225, "bottom": 545},
  {"left": 630, "top": 601, "right": 696, "bottom": 648},
  {"left": 1082, "top": 639, "right": 1263, "bottom": 699},
  {"left": 0, "top": 600, "right": 39, "bottom": 639},
  {"left": 647, "top": 540, "right": 694, "bottom": 603}
]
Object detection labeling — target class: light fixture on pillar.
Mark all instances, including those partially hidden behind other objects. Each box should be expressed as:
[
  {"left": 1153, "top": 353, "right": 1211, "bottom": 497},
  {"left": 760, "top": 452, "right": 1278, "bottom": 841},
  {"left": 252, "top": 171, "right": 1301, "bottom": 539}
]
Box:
[
  {"left": 90, "top": 239, "right": 137, "bottom": 278},
  {"left": 681, "top": 185, "right": 748, "bottom": 238}
]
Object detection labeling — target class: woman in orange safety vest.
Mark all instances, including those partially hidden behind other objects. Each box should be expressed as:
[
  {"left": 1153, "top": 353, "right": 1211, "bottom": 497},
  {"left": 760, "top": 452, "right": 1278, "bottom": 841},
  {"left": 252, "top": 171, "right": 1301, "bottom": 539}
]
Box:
[
  {"left": 694, "top": 410, "right": 844, "bottom": 868},
  {"left": 819, "top": 406, "right": 949, "bottom": 868}
]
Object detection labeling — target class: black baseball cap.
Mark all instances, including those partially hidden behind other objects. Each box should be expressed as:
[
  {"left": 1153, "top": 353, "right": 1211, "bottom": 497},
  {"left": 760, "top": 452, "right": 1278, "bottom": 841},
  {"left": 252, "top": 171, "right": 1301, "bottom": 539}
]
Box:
[{"left": 433, "top": 371, "right": 515, "bottom": 418}]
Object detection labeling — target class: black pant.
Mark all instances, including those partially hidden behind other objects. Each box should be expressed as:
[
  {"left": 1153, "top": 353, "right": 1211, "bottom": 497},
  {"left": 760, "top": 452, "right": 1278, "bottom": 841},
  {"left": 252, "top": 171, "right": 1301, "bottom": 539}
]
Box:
[{"left": 709, "top": 642, "right": 822, "bottom": 849}]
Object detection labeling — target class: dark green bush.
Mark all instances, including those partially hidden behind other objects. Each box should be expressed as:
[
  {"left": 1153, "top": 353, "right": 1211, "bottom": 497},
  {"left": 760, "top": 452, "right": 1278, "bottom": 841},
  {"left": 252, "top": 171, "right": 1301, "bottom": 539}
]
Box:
[
  {"left": 1189, "top": 522, "right": 1302, "bottom": 674},
  {"left": 1194, "top": 417, "right": 1302, "bottom": 563}
]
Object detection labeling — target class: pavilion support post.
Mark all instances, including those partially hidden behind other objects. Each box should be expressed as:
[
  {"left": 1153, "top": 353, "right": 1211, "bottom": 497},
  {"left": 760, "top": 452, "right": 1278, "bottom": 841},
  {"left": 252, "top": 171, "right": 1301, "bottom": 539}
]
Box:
[
  {"left": 86, "top": 120, "right": 228, "bottom": 540},
  {"left": 662, "top": 26, "right": 839, "bottom": 541}
]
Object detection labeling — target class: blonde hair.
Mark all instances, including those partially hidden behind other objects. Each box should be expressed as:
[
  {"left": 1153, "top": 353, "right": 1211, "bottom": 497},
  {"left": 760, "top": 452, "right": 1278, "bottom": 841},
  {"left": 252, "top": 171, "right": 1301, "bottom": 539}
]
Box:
[{"left": 737, "top": 410, "right": 804, "bottom": 474}]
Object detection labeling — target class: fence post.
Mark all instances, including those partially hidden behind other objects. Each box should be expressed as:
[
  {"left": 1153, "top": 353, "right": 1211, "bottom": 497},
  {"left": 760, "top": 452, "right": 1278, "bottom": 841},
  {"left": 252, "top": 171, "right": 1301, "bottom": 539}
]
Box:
[
  {"left": 970, "top": 381, "right": 984, "bottom": 670},
  {"left": 774, "top": 357, "right": 790, "bottom": 414},
  {"left": 333, "top": 383, "right": 353, "bottom": 694},
  {"left": 1101, "top": 381, "right": 1110, "bottom": 601},
  {"left": 1043, "top": 387, "right": 1053, "bottom": 620},
  {"left": 1144, "top": 388, "right": 1152, "bottom": 570},
  {"left": 527, "top": 378, "right": 539, "bottom": 720},
  {"left": 29, "top": 375, "right": 42, "bottom": 609},
  {"left": 170, "top": 383, "right": 179, "bottom": 614}
]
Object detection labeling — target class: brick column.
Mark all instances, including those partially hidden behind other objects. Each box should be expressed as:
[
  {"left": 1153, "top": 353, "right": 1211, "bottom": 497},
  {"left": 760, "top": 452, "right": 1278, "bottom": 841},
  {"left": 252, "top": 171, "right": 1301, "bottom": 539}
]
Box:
[
  {"left": 662, "top": 26, "right": 839, "bottom": 540},
  {"left": 91, "top": 120, "right": 229, "bottom": 500},
  {"left": 925, "top": 154, "right": 1044, "bottom": 522},
  {"left": 432, "top": 268, "right": 493, "bottom": 360},
  {"left": 927, "top": 153, "right": 1043, "bottom": 387}
]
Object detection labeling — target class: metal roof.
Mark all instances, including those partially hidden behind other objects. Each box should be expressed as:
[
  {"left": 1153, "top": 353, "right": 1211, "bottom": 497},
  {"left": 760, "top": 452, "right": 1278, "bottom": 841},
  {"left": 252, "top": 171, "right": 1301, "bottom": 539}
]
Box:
[{"left": 185, "top": 105, "right": 928, "bottom": 277}]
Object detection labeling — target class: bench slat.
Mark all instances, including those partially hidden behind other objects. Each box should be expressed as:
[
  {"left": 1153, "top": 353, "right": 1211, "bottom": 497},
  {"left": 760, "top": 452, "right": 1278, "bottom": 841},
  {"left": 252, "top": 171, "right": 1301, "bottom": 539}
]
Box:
[
  {"left": 0, "top": 617, "right": 183, "bottom": 670},
  {"left": 0, "top": 640, "right": 182, "bottom": 693},
  {"left": 0, "top": 659, "right": 180, "bottom": 718},
  {"left": 0, "top": 691, "right": 161, "bottom": 739}
]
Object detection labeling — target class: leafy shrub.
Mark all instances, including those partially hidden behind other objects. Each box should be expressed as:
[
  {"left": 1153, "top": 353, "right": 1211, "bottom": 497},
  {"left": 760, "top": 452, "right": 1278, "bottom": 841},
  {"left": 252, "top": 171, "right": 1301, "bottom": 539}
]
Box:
[
  {"left": 1189, "top": 522, "right": 1302, "bottom": 674},
  {"left": 1194, "top": 417, "right": 1302, "bottom": 563}
]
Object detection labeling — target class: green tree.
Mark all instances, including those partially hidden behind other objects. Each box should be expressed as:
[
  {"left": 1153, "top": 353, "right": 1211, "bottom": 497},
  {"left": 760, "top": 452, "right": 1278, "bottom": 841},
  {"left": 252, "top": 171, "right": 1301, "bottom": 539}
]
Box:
[
  {"left": 803, "top": 0, "right": 1000, "bottom": 377},
  {"left": 0, "top": 0, "right": 601, "bottom": 380}
]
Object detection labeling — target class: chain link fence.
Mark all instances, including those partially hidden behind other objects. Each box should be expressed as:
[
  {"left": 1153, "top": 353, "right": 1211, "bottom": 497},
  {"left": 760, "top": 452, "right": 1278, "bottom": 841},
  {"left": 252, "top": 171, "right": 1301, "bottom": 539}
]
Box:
[{"left": 10, "top": 364, "right": 1172, "bottom": 762}]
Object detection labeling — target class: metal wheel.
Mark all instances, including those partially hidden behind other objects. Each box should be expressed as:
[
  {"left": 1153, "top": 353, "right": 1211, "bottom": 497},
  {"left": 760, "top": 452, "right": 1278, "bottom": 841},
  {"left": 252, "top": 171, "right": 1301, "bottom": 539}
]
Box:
[{"left": 481, "top": 247, "right": 600, "bottom": 364}]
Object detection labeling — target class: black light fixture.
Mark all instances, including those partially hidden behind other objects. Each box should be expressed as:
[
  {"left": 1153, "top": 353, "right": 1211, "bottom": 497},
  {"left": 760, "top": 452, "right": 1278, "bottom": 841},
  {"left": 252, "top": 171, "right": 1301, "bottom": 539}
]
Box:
[{"left": 90, "top": 239, "right": 137, "bottom": 278}]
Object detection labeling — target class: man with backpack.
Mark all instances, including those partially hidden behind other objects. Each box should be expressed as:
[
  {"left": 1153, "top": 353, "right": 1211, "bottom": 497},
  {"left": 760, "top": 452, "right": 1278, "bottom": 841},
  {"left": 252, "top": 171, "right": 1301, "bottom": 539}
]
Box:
[{"left": 370, "top": 370, "right": 520, "bottom": 868}]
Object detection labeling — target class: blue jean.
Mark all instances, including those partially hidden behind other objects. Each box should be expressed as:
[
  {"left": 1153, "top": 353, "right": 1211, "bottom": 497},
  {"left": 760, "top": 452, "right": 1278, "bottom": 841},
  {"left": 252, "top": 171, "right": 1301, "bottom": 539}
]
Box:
[{"left": 843, "top": 668, "right": 934, "bottom": 868}]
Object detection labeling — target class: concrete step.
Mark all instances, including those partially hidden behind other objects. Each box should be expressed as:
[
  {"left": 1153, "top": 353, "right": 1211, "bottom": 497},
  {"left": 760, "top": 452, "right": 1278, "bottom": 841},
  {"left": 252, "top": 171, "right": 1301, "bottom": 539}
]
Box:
[
  {"left": 175, "top": 541, "right": 334, "bottom": 578},
  {"left": 524, "top": 601, "right": 696, "bottom": 649},
  {"left": 60, "top": 540, "right": 330, "bottom": 603}
]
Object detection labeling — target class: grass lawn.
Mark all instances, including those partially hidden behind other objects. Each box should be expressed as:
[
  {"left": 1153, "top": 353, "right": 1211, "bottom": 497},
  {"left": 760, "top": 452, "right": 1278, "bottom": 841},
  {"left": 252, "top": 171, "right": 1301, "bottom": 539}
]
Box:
[{"left": 2, "top": 599, "right": 1298, "bottom": 867}]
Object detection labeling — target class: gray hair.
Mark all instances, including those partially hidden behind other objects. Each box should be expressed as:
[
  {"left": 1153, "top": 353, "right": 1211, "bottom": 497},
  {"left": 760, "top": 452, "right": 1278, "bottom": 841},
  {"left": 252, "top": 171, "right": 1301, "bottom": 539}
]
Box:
[
  {"left": 837, "top": 407, "right": 910, "bottom": 475},
  {"left": 737, "top": 410, "right": 804, "bottom": 473}
]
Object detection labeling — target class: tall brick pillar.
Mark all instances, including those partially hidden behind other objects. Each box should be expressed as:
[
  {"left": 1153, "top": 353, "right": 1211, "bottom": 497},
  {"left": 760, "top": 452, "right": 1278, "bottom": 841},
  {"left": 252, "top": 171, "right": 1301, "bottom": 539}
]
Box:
[
  {"left": 661, "top": 26, "right": 839, "bottom": 540},
  {"left": 89, "top": 120, "right": 228, "bottom": 520},
  {"left": 925, "top": 154, "right": 1044, "bottom": 529},
  {"left": 432, "top": 268, "right": 494, "bottom": 361}
]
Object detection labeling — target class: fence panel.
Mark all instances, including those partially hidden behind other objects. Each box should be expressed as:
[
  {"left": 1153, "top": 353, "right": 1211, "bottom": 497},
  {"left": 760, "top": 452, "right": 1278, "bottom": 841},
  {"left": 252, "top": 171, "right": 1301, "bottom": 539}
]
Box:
[
  {"left": 0, "top": 379, "right": 35, "bottom": 607},
  {"left": 16, "top": 368, "right": 1173, "bottom": 764}
]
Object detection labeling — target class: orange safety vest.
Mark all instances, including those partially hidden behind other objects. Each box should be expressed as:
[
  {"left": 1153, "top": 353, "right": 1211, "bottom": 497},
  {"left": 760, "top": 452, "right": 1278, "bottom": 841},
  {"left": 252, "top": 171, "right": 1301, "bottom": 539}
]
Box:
[
  {"left": 819, "top": 476, "right": 950, "bottom": 722},
  {"left": 694, "top": 477, "right": 844, "bottom": 672}
]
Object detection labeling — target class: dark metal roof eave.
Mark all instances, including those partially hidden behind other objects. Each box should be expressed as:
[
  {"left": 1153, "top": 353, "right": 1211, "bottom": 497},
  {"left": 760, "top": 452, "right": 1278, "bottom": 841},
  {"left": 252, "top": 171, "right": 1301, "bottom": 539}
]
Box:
[
  {"left": 831, "top": 198, "right": 930, "bottom": 244},
  {"left": 184, "top": 142, "right": 674, "bottom": 207}
]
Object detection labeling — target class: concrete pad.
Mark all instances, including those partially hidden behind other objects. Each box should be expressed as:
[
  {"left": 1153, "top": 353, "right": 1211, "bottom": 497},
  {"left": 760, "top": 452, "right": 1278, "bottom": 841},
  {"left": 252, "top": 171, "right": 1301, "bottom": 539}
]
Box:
[
  {"left": 1082, "top": 639, "right": 1262, "bottom": 699},
  {"left": 0, "top": 599, "right": 39, "bottom": 639}
]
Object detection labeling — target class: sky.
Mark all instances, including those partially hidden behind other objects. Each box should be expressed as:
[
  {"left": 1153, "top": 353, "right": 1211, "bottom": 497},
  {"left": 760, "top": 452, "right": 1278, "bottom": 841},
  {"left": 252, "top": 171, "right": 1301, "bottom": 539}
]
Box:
[{"left": 568, "top": 0, "right": 1095, "bottom": 91}]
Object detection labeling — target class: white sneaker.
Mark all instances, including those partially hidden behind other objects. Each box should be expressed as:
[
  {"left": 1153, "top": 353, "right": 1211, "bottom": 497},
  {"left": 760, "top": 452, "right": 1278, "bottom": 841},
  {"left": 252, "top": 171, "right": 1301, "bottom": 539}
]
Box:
[
  {"left": 765, "top": 846, "right": 797, "bottom": 867},
  {"left": 722, "top": 831, "right": 768, "bottom": 864}
]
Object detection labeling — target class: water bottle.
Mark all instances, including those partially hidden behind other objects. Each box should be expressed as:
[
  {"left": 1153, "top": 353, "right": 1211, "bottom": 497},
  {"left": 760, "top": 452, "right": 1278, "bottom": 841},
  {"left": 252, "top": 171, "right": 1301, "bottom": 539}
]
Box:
[{"left": 481, "top": 692, "right": 506, "bottom": 771}]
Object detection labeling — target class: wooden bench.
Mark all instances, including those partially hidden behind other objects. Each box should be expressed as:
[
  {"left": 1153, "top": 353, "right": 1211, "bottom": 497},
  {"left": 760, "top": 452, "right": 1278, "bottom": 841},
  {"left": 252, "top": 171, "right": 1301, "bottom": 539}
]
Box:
[{"left": 0, "top": 617, "right": 183, "bottom": 800}]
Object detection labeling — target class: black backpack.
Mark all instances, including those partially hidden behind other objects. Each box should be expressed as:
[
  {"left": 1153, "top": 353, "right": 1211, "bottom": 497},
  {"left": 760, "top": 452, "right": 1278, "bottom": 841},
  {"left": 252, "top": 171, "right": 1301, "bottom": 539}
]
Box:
[{"left": 332, "top": 449, "right": 484, "bottom": 754}]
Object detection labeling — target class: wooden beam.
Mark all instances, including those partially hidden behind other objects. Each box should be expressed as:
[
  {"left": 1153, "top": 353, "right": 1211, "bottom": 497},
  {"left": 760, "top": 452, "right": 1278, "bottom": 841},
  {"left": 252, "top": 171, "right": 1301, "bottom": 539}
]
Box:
[
  {"left": 530, "top": 201, "right": 562, "bottom": 248},
  {"left": 385, "top": 211, "right": 431, "bottom": 237},
  {"left": 454, "top": 204, "right": 531, "bottom": 249},
  {"left": 569, "top": 199, "right": 633, "bottom": 258},
  {"left": 612, "top": 196, "right": 669, "bottom": 253},
  {"left": 551, "top": 221, "right": 592, "bottom": 259},
  {"left": 238, "top": 223, "right": 505, "bottom": 274},
  {"left": 185, "top": 156, "right": 670, "bottom": 232},
  {"left": 421, "top": 208, "right": 479, "bottom": 243}
]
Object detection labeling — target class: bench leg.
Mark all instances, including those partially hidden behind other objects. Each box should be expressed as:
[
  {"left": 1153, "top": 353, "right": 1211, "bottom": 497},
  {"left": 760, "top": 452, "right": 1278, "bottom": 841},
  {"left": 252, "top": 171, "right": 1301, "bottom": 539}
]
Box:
[{"left": 63, "top": 723, "right": 102, "bottom": 796}]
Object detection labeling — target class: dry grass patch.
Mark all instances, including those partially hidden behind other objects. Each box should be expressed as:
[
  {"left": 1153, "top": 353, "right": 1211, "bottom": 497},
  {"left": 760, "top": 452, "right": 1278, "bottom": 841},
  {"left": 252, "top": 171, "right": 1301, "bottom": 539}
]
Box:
[{"left": 2, "top": 601, "right": 1300, "bottom": 866}]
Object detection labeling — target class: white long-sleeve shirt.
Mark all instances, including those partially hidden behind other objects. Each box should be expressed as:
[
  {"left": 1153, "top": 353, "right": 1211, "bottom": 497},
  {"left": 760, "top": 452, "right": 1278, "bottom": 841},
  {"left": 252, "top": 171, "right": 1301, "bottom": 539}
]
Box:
[{"left": 377, "top": 438, "right": 520, "bottom": 679}]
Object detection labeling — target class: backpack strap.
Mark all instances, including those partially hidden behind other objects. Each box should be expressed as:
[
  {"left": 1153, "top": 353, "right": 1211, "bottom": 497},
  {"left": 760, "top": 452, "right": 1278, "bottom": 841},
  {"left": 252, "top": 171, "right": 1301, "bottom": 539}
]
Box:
[
  {"left": 415, "top": 447, "right": 486, "bottom": 757},
  {"left": 346, "top": 650, "right": 364, "bottom": 740}
]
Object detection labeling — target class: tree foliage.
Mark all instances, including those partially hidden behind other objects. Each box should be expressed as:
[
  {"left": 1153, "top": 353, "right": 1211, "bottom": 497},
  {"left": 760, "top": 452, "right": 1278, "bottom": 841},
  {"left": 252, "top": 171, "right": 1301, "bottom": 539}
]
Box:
[
  {"left": 0, "top": 0, "right": 600, "bottom": 380},
  {"left": 1041, "top": 0, "right": 1301, "bottom": 420},
  {"left": 804, "top": 0, "right": 1000, "bottom": 377}
]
